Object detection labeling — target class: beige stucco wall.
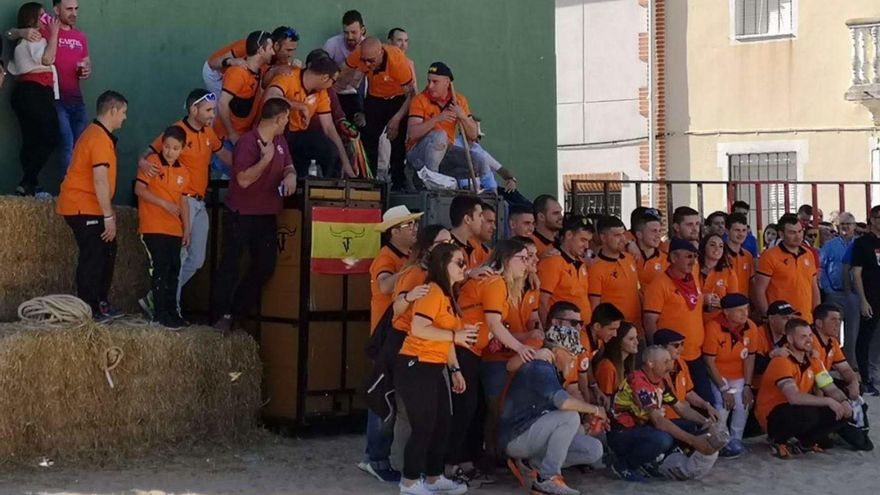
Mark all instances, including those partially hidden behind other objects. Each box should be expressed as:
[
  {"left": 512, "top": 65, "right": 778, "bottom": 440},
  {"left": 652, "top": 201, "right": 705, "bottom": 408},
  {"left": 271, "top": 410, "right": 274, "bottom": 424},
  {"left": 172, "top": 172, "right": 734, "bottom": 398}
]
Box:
[{"left": 665, "top": 0, "right": 880, "bottom": 221}]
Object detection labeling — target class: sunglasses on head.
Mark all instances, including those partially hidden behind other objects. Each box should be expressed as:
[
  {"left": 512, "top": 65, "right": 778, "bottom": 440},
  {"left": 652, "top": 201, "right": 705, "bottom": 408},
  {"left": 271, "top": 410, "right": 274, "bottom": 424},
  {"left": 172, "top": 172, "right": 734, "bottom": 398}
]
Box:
[
  {"left": 187, "top": 92, "right": 216, "bottom": 111},
  {"left": 284, "top": 27, "right": 299, "bottom": 41}
]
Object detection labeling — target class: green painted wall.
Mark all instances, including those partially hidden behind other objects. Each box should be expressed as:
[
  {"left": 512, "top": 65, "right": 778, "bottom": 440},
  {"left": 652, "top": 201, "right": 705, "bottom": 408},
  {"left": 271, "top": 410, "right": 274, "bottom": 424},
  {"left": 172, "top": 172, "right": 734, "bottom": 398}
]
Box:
[{"left": 0, "top": 0, "right": 556, "bottom": 203}]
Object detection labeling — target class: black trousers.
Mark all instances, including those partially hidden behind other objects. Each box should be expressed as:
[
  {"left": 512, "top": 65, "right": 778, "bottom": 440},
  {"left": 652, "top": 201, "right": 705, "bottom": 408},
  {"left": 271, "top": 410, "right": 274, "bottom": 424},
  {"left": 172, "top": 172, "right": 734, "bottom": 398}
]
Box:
[
  {"left": 446, "top": 346, "right": 481, "bottom": 466},
  {"left": 142, "top": 233, "right": 182, "bottom": 319},
  {"left": 10, "top": 81, "right": 60, "bottom": 192},
  {"left": 64, "top": 215, "right": 117, "bottom": 314},
  {"left": 211, "top": 209, "right": 277, "bottom": 321},
  {"left": 337, "top": 92, "right": 363, "bottom": 121},
  {"left": 766, "top": 403, "right": 846, "bottom": 445},
  {"left": 362, "top": 95, "right": 407, "bottom": 188},
  {"left": 686, "top": 357, "right": 715, "bottom": 403},
  {"left": 286, "top": 128, "right": 340, "bottom": 178},
  {"left": 395, "top": 356, "right": 450, "bottom": 480},
  {"left": 856, "top": 314, "right": 879, "bottom": 384}
]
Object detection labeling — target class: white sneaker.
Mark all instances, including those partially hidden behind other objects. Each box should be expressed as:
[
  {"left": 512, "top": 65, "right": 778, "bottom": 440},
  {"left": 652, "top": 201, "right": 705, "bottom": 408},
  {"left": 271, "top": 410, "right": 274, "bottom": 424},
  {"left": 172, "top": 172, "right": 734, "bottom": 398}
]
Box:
[
  {"left": 399, "top": 479, "right": 433, "bottom": 495},
  {"left": 424, "top": 475, "right": 468, "bottom": 495}
]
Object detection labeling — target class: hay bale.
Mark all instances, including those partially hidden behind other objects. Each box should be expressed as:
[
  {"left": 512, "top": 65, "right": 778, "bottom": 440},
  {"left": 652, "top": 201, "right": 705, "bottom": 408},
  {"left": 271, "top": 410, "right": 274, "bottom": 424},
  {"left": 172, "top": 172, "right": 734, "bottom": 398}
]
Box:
[
  {"left": 0, "top": 196, "right": 150, "bottom": 320},
  {"left": 0, "top": 322, "right": 262, "bottom": 465}
]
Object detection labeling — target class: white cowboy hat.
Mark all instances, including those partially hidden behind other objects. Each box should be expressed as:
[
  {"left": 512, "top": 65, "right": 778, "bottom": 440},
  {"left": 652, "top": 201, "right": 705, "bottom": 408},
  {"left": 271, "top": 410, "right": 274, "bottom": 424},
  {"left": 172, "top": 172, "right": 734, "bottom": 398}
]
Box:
[{"left": 376, "top": 205, "right": 424, "bottom": 232}]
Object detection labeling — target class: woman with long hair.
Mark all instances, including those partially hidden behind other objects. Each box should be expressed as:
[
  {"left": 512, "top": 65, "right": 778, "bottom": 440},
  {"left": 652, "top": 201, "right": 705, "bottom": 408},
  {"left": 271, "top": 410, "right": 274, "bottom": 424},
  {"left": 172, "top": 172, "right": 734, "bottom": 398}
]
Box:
[
  {"left": 396, "top": 243, "right": 477, "bottom": 495},
  {"left": 698, "top": 233, "right": 738, "bottom": 320},
  {"left": 593, "top": 322, "right": 639, "bottom": 397},
  {"left": 445, "top": 239, "right": 535, "bottom": 481},
  {"left": 762, "top": 223, "right": 780, "bottom": 252},
  {"left": 7, "top": 2, "right": 60, "bottom": 196}
]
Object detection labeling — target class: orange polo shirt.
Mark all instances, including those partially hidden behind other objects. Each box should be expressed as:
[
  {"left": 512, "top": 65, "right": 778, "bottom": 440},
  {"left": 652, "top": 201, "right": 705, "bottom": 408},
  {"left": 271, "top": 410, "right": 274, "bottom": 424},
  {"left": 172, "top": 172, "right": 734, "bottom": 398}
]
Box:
[
  {"left": 150, "top": 120, "right": 222, "bottom": 198},
  {"left": 811, "top": 331, "right": 847, "bottom": 371},
  {"left": 538, "top": 251, "right": 592, "bottom": 324},
  {"left": 702, "top": 317, "right": 757, "bottom": 380},
  {"left": 636, "top": 247, "right": 669, "bottom": 288},
  {"left": 135, "top": 154, "right": 190, "bottom": 237},
  {"left": 207, "top": 39, "right": 247, "bottom": 68},
  {"left": 757, "top": 245, "right": 818, "bottom": 322},
  {"left": 369, "top": 244, "right": 409, "bottom": 333},
  {"left": 391, "top": 265, "right": 427, "bottom": 333},
  {"left": 215, "top": 65, "right": 263, "bottom": 139},
  {"left": 468, "top": 238, "right": 491, "bottom": 267},
  {"left": 531, "top": 231, "right": 557, "bottom": 258},
  {"left": 399, "top": 283, "right": 461, "bottom": 364},
  {"left": 484, "top": 285, "right": 541, "bottom": 362},
  {"left": 664, "top": 357, "right": 694, "bottom": 419},
  {"left": 266, "top": 67, "right": 332, "bottom": 132},
  {"left": 451, "top": 234, "right": 481, "bottom": 270},
  {"left": 459, "top": 275, "right": 509, "bottom": 357},
  {"left": 643, "top": 272, "right": 704, "bottom": 361},
  {"left": 700, "top": 266, "right": 739, "bottom": 321},
  {"left": 407, "top": 90, "right": 471, "bottom": 150},
  {"left": 565, "top": 329, "right": 601, "bottom": 387},
  {"left": 57, "top": 121, "right": 118, "bottom": 217},
  {"left": 595, "top": 358, "right": 619, "bottom": 396},
  {"left": 588, "top": 252, "right": 642, "bottom": 333},
  {"left": 346, "top": 45, "right": 413, "bottom": 98},
  {"left": 727, "top": 246, "right": 754, "bottom": 297},
  {"left": 755, "top": 353, "right": 827, "bottom": 431}
]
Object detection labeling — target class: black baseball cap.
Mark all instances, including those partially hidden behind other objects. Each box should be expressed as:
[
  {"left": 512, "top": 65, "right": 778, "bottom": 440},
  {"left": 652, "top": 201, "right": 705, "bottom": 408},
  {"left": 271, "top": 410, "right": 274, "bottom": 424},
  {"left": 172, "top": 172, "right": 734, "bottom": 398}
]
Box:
[
  {"left": 428, "top": 61, "right": 454, "bottom": 81},
  {"left": 720, "top": 293, "right": 749, "bottom": 309},
  {"left": 767, "top": 300, "right": 801, "bottom": 316}
]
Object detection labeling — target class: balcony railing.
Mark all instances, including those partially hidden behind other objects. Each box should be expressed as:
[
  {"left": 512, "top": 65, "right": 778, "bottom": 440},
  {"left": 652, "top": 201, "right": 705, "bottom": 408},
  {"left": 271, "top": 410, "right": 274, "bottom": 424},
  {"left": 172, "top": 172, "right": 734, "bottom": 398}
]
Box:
[{"left": 846, "top": 18, "right": 880, "bottom": 124}]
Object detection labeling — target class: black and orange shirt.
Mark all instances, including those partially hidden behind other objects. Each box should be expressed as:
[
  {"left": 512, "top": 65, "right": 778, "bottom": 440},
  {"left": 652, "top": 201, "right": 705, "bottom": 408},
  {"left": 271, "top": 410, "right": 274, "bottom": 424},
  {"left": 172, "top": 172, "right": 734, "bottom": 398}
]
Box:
[
  {"left": 150, "top": 119, "right": 222, "bottom": 198},
  {"left": 727, "top": 247, "right": 754, "bottom": 297},
  {"left": 755, "top": 353, "right": 829, "bottom": 431},
  {"left": 207, "top": 39, "right": 247, "bottom": 70},
  {"left": 215, "top": 65, "right": 263, "bottom": 139},
  {"left": 369, "top": 244, "right": 409, "bottom": 333},
  {"left": 468, "top": 238, "right": 492, "bottom": 267},
  {"left": 486, "top": 284, "right": 541, "bottom": 362},
  {"left": 702, "top": 317, "right": 756, "bottom": 380},
  {"left": 588, "top": 252, "right": 642, "bottom": 332},
  {"left": 346, "top": 45, "right": 413, "bottom": 98},
  {"left": 700, "top": 267, "right": 739, "bottom": 320},
  {"left": 57, "top": 121, "right": 118, "bottom": 217},
  {"left": 757, "top": 245, "right": 818, "bottom": 322},
  {"left": 811, "top": 331, "right": 847, "bottom": 371},
  {"left": 531, "top": 231, "right": 557, "bottom": 258},
  {"left": 459, "top": 275, "right": 509, "bottom": 357},
  {"left": 267, "top": 67, "right": 332, "bottom": 132},
  {"left": 538, "top": 250, "right": 592, "bottom": 324},
  {"left": 664, "top": 358, "right": 694, "bottom": 419},
  {"left": 565, "top": 329, "right": 601, "bottom": 387},
  {"left": 637, "top": 247, "right": 669, "bottom": 288},
  {"left": 135, "top": 154, "right": 190, "bottom": 237},
  {"left": 398, "top": 283, "right": 462, "bottom": 364},
  {"left": 391, "top": 265, "right": 427, "bottom": 333},
  {"left": 451, "top": 234, "right": 480, "bottom": 270},
  {"left": 407, "top": 90, "right": 471, "bottom": 150},
  {"left": 643, "top": 272, "right": 704, "bottom": 361},
  {"left": 595, "top": 358, "right": 619, "bottom": 396},
  {"left": 751, "top": 324, "right": 787, "bottom": 386}
]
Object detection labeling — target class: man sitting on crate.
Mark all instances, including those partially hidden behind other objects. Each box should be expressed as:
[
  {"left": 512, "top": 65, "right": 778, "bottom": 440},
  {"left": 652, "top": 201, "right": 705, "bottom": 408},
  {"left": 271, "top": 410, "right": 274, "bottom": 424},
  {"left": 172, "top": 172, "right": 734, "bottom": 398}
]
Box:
[{"left": 405, "top": 62, "right": 519, "bottom": 192}]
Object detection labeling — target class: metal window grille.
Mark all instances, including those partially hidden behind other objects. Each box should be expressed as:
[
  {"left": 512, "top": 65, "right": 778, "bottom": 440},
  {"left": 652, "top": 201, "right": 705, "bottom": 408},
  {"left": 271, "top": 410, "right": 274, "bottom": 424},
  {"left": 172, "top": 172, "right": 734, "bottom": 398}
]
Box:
[
  {"left": 567, "top": 191, "right": 622, "bottom": 217},
  {"left": 729, "top": 151, "right": 797, "bottom": 228},
  {"left": 735, "top": 0, "right": 794, "bottom": 38}
]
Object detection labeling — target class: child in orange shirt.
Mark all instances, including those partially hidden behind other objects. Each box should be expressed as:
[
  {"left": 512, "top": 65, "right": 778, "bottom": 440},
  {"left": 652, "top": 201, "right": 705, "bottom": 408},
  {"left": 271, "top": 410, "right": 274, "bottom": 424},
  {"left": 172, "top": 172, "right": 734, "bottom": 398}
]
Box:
[{"left": 135, "top": 126, "right": 191, "bottom": 329}]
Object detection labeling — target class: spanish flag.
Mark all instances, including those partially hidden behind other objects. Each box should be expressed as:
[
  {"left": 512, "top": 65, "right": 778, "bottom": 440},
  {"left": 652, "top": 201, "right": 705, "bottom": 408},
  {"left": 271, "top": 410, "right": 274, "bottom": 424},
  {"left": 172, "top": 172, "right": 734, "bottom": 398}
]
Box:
[{"left": 311, "top": 206, "right": 382, "bottom": 274}]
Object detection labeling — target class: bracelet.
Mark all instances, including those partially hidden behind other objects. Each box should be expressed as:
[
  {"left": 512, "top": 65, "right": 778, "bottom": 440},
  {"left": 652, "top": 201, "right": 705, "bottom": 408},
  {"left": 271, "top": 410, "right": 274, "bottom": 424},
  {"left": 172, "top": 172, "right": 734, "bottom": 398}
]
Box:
[
  {"left": 448, "top": 366, "right": 461, "bottom": 374},
  {"left": 222, "top": 58, "right": 231, "bottom": 68},
  {"left": 103, "top": 215, "right": 114, "bottom": 221}
]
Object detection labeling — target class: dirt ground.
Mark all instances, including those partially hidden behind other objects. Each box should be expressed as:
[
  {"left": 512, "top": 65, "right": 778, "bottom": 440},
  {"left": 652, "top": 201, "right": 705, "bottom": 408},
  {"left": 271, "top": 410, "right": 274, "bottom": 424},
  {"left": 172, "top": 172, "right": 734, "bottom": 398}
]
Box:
[{"left": 2, "top": 400, "right": 878, "bottom": 495}]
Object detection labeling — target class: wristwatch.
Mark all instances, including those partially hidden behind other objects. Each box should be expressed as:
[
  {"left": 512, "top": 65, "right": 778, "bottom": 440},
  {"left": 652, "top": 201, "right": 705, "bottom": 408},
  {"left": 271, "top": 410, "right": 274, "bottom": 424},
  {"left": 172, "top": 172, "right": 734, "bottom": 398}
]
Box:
[{"left": 448, "top": 366, "right": 461, "bottom": 374}]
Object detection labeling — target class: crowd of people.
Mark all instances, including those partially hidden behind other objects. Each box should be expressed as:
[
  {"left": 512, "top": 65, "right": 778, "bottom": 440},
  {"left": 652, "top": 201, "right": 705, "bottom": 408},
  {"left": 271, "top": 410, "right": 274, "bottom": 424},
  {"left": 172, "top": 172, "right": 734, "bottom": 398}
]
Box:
[
  {"left": 366, "top": 196, "right": 877, "bottom": 494},
  {"left": 2, "top": 2, "right": 878, "bottom": 495},
  {"left": 2, "top": 3, "right": 526, "bottom": 330}
]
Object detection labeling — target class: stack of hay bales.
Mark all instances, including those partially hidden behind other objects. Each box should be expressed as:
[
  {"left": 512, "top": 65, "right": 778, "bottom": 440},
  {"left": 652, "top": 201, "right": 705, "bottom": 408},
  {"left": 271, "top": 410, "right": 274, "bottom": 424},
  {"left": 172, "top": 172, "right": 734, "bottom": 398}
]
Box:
[
  {"left": 0, "top": 196, "right": 150, "bottom": 320},
  {"left": 0, "top": 322, "right": 262, "bottom": 464}
]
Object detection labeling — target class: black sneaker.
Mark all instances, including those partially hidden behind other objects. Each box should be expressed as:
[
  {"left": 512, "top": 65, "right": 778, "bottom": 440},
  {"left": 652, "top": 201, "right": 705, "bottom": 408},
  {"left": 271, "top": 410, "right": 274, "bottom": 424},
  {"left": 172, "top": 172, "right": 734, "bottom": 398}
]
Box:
[
  {"left": 98, "top": 301, "right": 124, "bottom": 320},
  {"left": 213, "top": 314, "right": 234, "bottom": 333},
  {"left": 864, "top": 383, "right": 880, "bottom": 397},
  {"left": 158, "top": 313, "right": 187, "bottom": 330}
]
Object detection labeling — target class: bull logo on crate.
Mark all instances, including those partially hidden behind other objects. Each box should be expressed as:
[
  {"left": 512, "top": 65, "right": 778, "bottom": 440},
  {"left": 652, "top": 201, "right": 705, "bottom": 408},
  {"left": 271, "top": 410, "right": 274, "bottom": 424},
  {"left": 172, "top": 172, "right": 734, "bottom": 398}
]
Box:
[{"left": 329, "top": 225, "right": 367, "bottom": 253}]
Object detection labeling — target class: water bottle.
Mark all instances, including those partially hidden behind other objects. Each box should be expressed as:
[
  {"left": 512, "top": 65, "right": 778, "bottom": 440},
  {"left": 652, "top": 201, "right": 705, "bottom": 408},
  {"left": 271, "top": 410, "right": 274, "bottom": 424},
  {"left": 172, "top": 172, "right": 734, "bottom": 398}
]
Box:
[{"left": 308, "top": 159, "right": 319, "bottom": 177}]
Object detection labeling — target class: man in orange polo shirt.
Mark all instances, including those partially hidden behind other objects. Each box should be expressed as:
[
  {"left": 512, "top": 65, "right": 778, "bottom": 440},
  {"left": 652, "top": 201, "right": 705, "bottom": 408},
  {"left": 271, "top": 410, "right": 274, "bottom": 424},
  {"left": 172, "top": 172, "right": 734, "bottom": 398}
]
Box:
[
  {"left": 204, "top": 26, "right": 299, "bottom": 100},
  {"left": 508, "top": 204, "right": 536, "bottom": 238},
  {"left": 136, "top": 89, "right": 232, "bottom": 318},
  {"left": 627, "top": 210, "right": 668, "bottom": 288},
  {"left": 263, "top": 54, "right": 353, "bottom": 178},
  {"left": 215, "top": 31, "right": 275, "bottom": 146},
  {"left": 655, "top": 329, "right": 719, "bottom": 422},
  {"left": 134, "top": 126, "right": 190, "bottom": 329},
  {"left": 644, "top": 238, "right": 713, "bottom": 402},
  {"left": 447, "top": 195, "right": 484, "bottom": 271},
  {"left": 468, "top": 202, "right": 495, "bottom": 266},
  {"left": 531, "top": 195, "right": 563, "bottom": 258},
  {"left": 589, "top": 216, "right": 641, "bottom": 332},
  {"left": 756, "top": 319, "right": 852, "bottom": 458},
  {"left": 56, "top": 90, "right": 128, "bottom": 321},
  {"left": 538, "top": 215, "right": 593, "bottom": 325},
  {"left": 725, "top": 213, "right": 754, "bottom": 297},
  {"left": 341, "top": 37, "right": 414, "bottom": 190},
  {"left": 753, "top": 213, "right": 820, "bottom": 322},
  {"left": 370, "top": 206, "right": 421, "bottom": 332}
]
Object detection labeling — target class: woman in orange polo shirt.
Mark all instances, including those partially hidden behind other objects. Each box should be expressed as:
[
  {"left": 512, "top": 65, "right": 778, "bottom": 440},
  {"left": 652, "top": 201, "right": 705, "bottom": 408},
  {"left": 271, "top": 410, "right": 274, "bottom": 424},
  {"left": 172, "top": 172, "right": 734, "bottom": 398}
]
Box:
[
  {"left": 699, "top": 233, "right": 738, "bottom": 321},
  {"left": 391, "top": 225, "right": 452, "bottom": 334},
  {"left": 593, "top": 322, "right": 638, "bottom": 397},
  {"left": 396, "top": 243, "right": 477, "bottom": 494}
]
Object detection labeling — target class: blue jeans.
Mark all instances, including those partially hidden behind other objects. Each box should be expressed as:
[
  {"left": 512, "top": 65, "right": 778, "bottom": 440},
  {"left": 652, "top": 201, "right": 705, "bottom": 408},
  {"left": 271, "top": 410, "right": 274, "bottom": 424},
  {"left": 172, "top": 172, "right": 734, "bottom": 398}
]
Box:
[
  {"left": 364, "top": 409, "right": 393, "bottom": 468},
  {"left": 607, "top": 420, "right": 700, "bottom": 470},
  {"left": 177, "top": 197, "right": 210, "bottom": 310},
  {"left": 55, "top": 100, "right": 87, "bottom": 174}
]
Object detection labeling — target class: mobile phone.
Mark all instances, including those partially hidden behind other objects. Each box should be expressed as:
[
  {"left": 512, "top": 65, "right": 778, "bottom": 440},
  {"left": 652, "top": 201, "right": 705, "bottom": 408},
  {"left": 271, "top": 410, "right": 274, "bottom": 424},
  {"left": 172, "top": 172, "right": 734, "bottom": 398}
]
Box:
[
  {"left": 277, "top": 184, "right": 284, "bottom": 197},
  {"left": 39, "top": 12, "right": 53, "bottom": 26}
]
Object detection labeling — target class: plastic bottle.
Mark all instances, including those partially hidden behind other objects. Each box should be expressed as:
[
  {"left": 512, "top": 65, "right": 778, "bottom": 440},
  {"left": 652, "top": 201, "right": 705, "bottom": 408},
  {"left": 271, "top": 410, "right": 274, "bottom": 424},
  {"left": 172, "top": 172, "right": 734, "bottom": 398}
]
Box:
[{"left": 308, "top": 159, "right": 318, "bottom": 177}]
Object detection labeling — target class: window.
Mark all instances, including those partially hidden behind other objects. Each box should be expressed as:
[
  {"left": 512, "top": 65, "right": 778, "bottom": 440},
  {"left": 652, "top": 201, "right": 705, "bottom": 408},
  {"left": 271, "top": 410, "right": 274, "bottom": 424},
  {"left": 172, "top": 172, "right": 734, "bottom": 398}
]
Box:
[
  {"left": 733, "top": 0, "right": 795, "bottom": 40},
  {"left": 729, "top": 152, "right": 797, "bottom": 228},
  {"left": 567, "top": 192, "right": 622, "bottom": 218}
]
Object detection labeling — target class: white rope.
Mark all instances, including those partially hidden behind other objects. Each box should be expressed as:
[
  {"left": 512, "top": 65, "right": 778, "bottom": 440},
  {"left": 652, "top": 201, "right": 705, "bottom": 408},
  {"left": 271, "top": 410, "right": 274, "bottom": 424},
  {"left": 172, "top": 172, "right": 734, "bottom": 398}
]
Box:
[{"left": 17, "top": 295, "right": 92, "bottom": 326}]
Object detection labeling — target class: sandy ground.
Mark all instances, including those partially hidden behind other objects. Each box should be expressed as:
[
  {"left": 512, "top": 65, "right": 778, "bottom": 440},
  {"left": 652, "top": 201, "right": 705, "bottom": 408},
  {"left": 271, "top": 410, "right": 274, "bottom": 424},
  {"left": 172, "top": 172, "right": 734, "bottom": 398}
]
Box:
[{"left": 2, "top": 399, "right": 878, "bottom": 495}]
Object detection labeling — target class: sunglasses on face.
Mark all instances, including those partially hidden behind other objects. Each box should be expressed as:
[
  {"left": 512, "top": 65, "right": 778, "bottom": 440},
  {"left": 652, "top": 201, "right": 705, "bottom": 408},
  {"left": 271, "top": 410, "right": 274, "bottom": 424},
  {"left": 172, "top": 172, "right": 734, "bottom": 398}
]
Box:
[
  {"left": 284, "top": 27, "right": 299, "bottom": 41},
  {"left": 557, "top": 318, "right": 584, "bottom": 328},
  {"left": 668, "top": 342, "right": 683, "bottom": 348}
]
